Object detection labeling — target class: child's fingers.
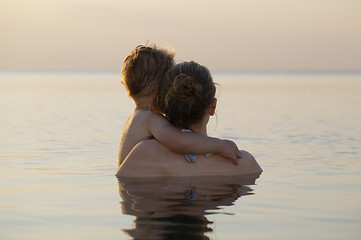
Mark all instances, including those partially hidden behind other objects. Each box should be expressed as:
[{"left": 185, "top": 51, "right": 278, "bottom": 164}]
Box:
[
  {"left": 233, "top": 158, "right": 238, "bottom": 165},
  {"left": 236, "top": 149, "right": 242, "bottom": 158}
]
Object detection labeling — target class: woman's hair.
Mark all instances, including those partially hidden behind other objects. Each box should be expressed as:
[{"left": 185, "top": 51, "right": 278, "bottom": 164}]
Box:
[
  {"left": 158, "top": 61, "right": 216, "bottom": 129},
  {"left": 121, "top": 44, "right": 175, "bottom": 103}
]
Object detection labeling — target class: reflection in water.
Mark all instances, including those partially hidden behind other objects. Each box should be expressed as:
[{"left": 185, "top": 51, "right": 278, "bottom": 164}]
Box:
[{"left": 117, "top": 174, "right": 261, "bottom": 240}]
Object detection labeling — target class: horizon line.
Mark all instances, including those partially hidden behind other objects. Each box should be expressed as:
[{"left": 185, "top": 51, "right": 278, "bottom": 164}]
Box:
[{"left": 1, "top": 69, "right": 361, "bottom": 75}]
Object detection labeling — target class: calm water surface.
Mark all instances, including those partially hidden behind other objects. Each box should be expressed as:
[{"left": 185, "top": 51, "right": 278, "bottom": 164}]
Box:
[{"left": 1, "top": 72, "right": 360, "bottom": 239}]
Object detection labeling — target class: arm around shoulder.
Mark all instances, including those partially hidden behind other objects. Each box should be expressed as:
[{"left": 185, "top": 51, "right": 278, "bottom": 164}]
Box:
[{"left": 148, "top": 112, "right": 225, "bottom": 154}]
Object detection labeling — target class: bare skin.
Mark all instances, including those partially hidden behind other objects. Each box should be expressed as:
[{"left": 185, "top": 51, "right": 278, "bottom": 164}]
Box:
[
  {"left": 116, "top": 140, "right": 262, "bottom": 177},
  {"left": 118, "top": 96, "right": 241, "bottom": 166},
  {"left": 116, "top": 99, "right": 262, "bottom": 177}
]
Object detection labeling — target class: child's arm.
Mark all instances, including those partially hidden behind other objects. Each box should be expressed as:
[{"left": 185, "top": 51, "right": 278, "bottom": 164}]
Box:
[{"left": 148, "top": 112, "right": 241, "bottom": 165}]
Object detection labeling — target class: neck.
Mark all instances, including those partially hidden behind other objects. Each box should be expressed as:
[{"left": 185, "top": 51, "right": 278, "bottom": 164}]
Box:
[
  {"left": 189, "top": 115, "right": 209, "bottom": 136},
  {"left": 134, "top": 96, "right": 154, "bottom": 110},
  {"left": 189, "top": 124, "right": 207, "bottom": 136}
]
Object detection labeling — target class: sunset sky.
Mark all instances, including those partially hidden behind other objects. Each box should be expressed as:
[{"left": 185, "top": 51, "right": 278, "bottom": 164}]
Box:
[{"left": 1, "top": 0, "right": 360, "bottom": 72}]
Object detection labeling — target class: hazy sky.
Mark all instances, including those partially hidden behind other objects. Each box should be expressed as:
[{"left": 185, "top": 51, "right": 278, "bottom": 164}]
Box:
[{"left": 1, "top": 0, "right": 360, "bottom": 71}]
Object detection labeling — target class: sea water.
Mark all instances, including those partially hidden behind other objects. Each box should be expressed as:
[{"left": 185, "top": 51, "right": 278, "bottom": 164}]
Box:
[{"left": 1, "top": 71, "right": 360, "bottom": 239}]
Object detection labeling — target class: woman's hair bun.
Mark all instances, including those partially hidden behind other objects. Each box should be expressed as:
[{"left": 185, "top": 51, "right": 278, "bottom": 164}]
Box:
[
  {"left": 158, "top": 61, "right": 215, "bottom": 129},
  {"left": 169, "top": 74, "right": 201, "bottom": 99}
]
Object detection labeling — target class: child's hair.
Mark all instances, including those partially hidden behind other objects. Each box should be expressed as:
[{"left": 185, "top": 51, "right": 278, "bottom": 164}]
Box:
[
  {"left": 158, "top": 61, "right": 216, "bottom": 129},
  {"left": 121, "top": 44, "right": 175, "bottom": 104}
]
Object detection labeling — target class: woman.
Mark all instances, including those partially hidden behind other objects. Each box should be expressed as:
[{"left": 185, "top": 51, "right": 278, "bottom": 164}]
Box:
[{"left": 115, "top": 61, "right": 262, "bottom": 177}]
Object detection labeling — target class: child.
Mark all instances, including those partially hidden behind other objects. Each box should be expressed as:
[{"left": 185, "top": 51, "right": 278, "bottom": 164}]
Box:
[{"left": 118, "top": 44, "right": 241, "bottom": 166}]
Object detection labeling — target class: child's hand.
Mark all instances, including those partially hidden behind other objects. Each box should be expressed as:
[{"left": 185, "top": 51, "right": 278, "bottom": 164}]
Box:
[{"left": 220, "top": 140, "right": 242, "bottom": 165}]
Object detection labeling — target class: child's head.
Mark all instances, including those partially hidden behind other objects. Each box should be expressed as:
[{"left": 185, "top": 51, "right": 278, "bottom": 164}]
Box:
[
  {"left": 121, "top": 44, "right": 175, "bottom": 106},
  {"left": 158, "top": 61, "right": 216, "bottom": 129}
]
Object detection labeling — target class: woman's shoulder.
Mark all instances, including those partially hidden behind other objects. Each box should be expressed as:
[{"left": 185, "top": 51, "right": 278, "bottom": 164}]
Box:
[
  {"left": 238, "top": 150, "right": 262, "bottom": 174},
  {"left": 116, "top": 139, "right": 180, "bottom": 178},
  {"left": 116, "top": 139, "right": 262, "bottom": 178}
]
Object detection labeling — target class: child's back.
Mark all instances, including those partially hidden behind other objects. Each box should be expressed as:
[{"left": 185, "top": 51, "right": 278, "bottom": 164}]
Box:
[{"left": 118, "top": 109, "right": 154, "bottom": 165}]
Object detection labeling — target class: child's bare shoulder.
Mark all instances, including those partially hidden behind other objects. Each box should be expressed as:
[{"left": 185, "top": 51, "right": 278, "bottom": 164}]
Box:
[
  {"left": 133, "top": 109, "right": 157, "bottom": 117},
  {"left": 131, "top": 109, "right": 167, "bottom": 126},
  {"left": 134, "top": 109, "right": 166, "bottom": 120}
]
